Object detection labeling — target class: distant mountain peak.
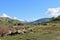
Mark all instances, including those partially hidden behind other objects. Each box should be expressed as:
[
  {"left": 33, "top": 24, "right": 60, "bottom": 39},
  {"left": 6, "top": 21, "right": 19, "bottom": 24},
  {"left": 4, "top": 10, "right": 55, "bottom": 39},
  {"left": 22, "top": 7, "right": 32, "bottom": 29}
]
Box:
[{"left": 31, "top": 18, "right": 50, "bottom": 24}]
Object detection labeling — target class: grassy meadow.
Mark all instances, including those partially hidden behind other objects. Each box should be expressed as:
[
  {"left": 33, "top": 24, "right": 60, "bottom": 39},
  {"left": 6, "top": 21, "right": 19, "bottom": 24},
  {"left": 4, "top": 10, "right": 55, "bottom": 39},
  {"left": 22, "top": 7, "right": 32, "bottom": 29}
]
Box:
[{"left": 0, "top": 23, "right": 60, "bottom": 40}]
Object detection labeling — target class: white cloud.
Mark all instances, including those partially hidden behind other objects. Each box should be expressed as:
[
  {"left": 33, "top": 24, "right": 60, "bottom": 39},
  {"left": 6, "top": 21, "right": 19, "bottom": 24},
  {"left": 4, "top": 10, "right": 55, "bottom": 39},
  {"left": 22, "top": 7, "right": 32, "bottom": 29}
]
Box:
[
  {"left": 13, "top": 17, "right": 25, "bottom": 21},
  {"left": 47, "top": 7, "right": 60, "bottom": 17},
  {"left": 26, "top": 18, "right": 36, "bottom": 22},
  {"left": 0, "top": 13, "right": 10, "bottom": 18},
  {"left": 0, "top": 13, "right": 36, "bottom": 22},
  {"left": 13, "top": 17, "right": 17, "bottom": 19},
  {"left": 0, "top": 13, "right": 25, "bottom": 22},
  {"left": 17, "top": 18, "right": 26, "bottom": 22}
]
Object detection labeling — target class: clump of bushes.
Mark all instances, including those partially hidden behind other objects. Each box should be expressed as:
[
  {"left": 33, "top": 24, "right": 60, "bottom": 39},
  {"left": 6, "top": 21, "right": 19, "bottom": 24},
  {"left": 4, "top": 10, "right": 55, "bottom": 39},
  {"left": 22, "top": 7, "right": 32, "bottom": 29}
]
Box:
[{"left": 0, "top": 25, "right": 9, "bottom": 36}]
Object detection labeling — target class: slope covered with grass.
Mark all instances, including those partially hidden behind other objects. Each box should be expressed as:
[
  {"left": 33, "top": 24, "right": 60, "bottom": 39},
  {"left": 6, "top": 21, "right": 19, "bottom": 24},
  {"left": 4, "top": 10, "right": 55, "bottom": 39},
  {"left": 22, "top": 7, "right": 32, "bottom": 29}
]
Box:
[
  {"left": 0, "top": 17, "right": 24, "bottom": 26},
  {"left": 0, "top": 23, "right": 60, "bottom": 40}
]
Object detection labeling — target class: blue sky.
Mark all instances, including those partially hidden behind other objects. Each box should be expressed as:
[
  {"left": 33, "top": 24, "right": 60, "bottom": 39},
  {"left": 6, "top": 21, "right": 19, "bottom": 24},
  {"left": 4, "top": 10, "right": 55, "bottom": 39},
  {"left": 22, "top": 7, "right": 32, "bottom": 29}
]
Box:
[{"left": 0, "top": 0, "right": 60, "bottom": 21}]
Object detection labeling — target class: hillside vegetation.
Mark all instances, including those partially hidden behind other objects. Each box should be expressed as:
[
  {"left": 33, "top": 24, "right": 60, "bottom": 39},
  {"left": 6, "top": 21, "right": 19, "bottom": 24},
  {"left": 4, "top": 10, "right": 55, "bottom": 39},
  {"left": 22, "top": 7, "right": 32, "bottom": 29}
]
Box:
[
  {"left": 0, "top": 16, "right": 60, "bottom": 40},
  {"left": 0, "top": 17, "right": 24, "bottom": 26}
]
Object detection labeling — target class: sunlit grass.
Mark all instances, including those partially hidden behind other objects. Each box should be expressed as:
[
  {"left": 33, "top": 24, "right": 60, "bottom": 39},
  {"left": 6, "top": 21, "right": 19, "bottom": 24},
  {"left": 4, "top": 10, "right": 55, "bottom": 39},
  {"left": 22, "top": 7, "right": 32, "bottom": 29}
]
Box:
[{"left": 0, "top": 23, "right": 60, "bottom": 40}]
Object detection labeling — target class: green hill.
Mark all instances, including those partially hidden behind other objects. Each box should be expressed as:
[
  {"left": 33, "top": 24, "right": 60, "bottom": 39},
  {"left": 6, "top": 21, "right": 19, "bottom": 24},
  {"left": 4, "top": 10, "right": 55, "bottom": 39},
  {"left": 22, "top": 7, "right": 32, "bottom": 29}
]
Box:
[{"left": 0, "top": 17, "right": 24, "bottom": 26}]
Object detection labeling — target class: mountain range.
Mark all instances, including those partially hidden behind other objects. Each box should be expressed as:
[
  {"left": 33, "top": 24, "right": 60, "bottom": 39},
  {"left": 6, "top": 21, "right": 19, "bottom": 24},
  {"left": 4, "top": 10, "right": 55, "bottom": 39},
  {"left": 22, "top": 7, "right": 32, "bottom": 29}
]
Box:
[
  {"left": 0, "top": 13, "right": 60, "bottom": 25},
  {"left": 28, "top": 18, "right": 50, "bottom": 24}
]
